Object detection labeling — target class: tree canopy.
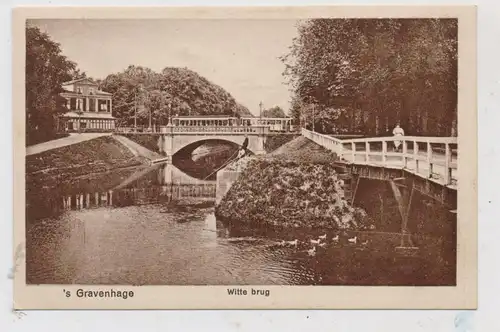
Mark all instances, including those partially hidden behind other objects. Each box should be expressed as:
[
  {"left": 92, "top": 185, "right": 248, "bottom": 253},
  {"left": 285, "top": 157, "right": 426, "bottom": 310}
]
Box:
[
  {"left": 26, "top": 24, "right": 78, "bottom": 144},
  {"left": 262, "top": 106, "right": 286, "bottom": 118},
  {"left": 281, "top": 19, "right": 458, "bottom": 136},
  {"left": 100, "top": 66, "right": 253, "bottom": 126},
  {"left": 25, "top": 24, "right": 254, "bottom": 142}
]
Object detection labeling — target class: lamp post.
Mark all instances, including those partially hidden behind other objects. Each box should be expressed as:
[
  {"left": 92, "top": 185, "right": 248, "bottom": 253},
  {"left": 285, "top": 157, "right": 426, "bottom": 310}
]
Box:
[
  {"left": 167, "top": 102, "right": 172, "bottom": 126},
  {"left": 134, "top": 92, "right": 137, "bottom": 132},
  {"left": 312, "top": 104, "right": 315, "bottom": 132},
  {"left": 147, "top": 92, "right": 152, "bottom": 132},
  {"left": 259, "top": 101, "right": 263, "bottom": 126},
  {"left": 76, "top": 109, "right": 84, "bottom": 134}
]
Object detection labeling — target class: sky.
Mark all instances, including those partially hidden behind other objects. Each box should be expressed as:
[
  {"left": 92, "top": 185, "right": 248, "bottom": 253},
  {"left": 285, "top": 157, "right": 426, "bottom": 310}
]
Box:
[{"left": 31, "top": 19, "right": 300, "bottom": 116}]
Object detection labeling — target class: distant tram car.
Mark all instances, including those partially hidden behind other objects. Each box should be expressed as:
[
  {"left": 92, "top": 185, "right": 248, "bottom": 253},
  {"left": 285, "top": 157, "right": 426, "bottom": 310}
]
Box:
[
  {"left": 171, "top": 115, "right": 241, "bottom": 127},
  {"left": 170, "top": 115, "right": 294, "bottom": 132}
]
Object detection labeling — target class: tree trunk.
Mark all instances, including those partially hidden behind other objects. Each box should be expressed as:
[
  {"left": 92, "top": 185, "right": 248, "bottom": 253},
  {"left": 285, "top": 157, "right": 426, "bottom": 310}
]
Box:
[
  {"left": 451, "top": 117, "right": 457, "bottom": 137},
  {"left": 423, "top": 109, "right": 429, "bottom": 135}
]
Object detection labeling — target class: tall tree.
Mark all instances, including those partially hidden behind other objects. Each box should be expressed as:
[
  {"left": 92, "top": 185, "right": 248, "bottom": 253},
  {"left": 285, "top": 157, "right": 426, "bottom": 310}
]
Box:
[
  {"left": 100, "top": 66, "right": 253, "bottom": 126},
  {"left": 282, "top": 19, "right": 457, "bottom": 136},
  {"left": 262, "top": 106, "right": 286, "bottom": 118},
  {"left": 26, "top": 24, "right": 78, "bottom": 144}
]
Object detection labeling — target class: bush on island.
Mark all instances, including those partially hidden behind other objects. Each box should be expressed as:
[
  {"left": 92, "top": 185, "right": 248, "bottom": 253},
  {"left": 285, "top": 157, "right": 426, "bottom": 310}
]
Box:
[{"left": 215, "top": 158, "right": 372, "bottom": 232}]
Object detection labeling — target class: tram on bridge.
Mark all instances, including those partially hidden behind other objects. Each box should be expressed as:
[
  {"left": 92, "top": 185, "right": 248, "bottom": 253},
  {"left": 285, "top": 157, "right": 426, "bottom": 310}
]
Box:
[{"left": 171, "top": 115, "right": 296, "bottom": 132}]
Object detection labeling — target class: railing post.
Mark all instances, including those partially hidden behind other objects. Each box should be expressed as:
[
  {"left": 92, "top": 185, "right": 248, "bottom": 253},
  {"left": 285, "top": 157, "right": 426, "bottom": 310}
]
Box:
[
  {"left": 402, "top": 139, "right": 407, "bottom": 168},
  {"left": 365, "top": 141, "right": 370, "bottom": 163},
  {"left": 414, "top": 141, "right": 419, "bottom": 173},
  {"left": 382, "top": 140, "right": 387, "bottom": 166},
  {"left": 445, "top": 142, "right": 451, "bottom": 185},
  {"left": 426, "top": 141, "right": 433, "bottom": 178},
  {"left": 351, "top": 142, "right": 356, "bottom": 162}
]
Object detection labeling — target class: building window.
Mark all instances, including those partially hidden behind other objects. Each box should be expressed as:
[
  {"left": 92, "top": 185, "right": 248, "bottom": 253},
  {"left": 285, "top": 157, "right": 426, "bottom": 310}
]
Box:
[
  {"left": 100, "top": 102, "right": 107, "bottom": 111},
  {"left": 76, "top": 99, "right": 83, "bottom": 110},
  {"left": 68, "top": 122, "right": 74, "bottom": 130},
  {"left": 89, "top": 88, "right": 94, "bottom": 95},
  {"left": 77, "top": 87, "right": 82, "bottom": 94}
]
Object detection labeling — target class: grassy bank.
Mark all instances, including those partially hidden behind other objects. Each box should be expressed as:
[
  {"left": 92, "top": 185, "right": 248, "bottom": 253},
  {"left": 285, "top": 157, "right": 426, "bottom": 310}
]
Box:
[
  {"left": 120, "top": 134, "right": 162, "bottom": 154},
  {"left": 264, "top": 134, "right": 299, "bottom": 153},
  {"left": 26, "top": 136, "right": 146, "bottom": 189},
  {"left": 215, "top": 136, "right": 372, "bottom": 235}
]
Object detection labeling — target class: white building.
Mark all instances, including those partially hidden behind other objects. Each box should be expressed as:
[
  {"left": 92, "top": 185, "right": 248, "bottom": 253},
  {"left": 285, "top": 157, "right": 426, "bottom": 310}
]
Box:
[{"left": 59, "top": 78, "right": 116, "bottom": 132}]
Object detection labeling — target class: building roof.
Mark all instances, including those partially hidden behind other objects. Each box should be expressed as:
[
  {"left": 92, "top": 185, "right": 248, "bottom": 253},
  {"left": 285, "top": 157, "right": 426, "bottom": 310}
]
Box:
[
  {"left": 62, "top": 77, "right": 98, "bottom": 86},
  {"left": 61, "top": 77, "right": 113, "bottom": 96},
  {"left": 61, "top": 89, "right": 112, "bottom": 96},
  {"left": 60, "top": 111, "right": 116, "bottom": 119}
]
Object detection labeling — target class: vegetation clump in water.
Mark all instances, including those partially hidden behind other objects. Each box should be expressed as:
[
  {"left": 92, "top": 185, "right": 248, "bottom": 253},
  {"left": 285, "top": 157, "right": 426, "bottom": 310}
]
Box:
[{"left": 215, "top": 137, "right": 373, "bottom": 232}]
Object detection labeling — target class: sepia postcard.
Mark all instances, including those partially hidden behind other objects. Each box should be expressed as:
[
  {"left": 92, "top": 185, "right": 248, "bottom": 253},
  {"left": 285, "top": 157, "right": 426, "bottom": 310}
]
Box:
[{"left": 13, "top": 5, "right": 477, "bottom": 310}]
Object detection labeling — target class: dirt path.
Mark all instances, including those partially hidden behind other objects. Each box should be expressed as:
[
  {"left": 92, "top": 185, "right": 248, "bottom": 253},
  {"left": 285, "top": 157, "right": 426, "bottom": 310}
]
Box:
[{"left": 26, "top": 133, "right": 111, "bottom": 156}]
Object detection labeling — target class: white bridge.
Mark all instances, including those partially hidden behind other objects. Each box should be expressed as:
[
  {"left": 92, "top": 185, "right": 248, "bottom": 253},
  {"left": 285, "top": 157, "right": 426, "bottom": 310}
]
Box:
[
  {"left": 302, "top": 128, "right": 458, "bottom": 189},
  {"left": 115, "top": 124, "right": 270, "bottom": 161}
]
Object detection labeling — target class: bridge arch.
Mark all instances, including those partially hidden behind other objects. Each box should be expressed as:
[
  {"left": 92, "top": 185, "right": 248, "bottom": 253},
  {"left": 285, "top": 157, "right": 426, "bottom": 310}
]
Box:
[
  {"left": 172, "top": 138, "right": 255, "bottom": 157},
  {"left": 159, "top": 134, "right": 265, "bottom": 158}
]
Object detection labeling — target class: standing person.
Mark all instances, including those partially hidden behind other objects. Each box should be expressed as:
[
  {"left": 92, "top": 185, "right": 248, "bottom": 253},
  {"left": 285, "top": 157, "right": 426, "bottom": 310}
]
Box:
[
  {"left": 392, "top": 123, "right": 405, "bottom": 152},
  {"left": 237, "top": 134, "right": 249, "bottom": 160},
  {"left": 234, "top": 134, "right": 249, "bottom": 172}
]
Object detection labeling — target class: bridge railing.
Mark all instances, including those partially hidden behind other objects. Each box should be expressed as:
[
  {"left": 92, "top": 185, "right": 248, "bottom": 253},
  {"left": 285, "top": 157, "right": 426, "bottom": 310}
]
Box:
[
  {"left": 301, "top": 127, "right": 345, "bottom": 155},
  {"left": 161, "top": 125, "right": 270, "bottom": 135},
  {"left": 115, "top": 126, "right": 160, "bottom": 133},
  {"left": 115, "top": 125, "right": 271, "bottom": 135},
  {"left": 302, "top": 128, "right": 458, "bottom": 187}
]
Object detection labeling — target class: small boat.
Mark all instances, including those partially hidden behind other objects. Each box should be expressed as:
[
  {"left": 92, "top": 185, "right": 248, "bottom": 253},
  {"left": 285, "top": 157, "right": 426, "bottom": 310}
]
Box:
[
  {"left": 318, "top": 234, "right": 327, "bottom": 240},
  {"left": 332, "top": 235, "right": 340, "bottom": 242},
  {"left": 307, "top": 246, "right": 317, "bottom": 256},
  {"left": 318, "top": 242, "right": 327, "bottom": 248},
  {"left": 286, "top": 239, "right": 299, "bottom": 247},
  {"left": 310, "top": 239, "right": 321, "bottom": 245}
]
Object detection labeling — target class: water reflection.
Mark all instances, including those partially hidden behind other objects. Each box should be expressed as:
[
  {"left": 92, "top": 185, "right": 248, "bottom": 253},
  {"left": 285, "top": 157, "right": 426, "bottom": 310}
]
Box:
[
  {"left": 29, "top": 163, "right": 217, "bottom": 215},
  {"left": 26, "top": 163, "right": 319, "bottom": 285},
  {"left": 26, "top": 161, "right": 455, "bottom": 286},
  {"left": 59, "top": 184, "right": 216, "bottom": 211},
  {"left": 173, "top": 141, "right": 239, "bottom": 180}
]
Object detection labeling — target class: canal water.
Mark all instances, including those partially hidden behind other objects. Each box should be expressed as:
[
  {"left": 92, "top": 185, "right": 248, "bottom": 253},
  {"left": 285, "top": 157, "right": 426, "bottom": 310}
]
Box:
[
  {"left": 26, "top": 162, "right": 322, "bottom": 285},
  {"left": 26, "top": 156, "right": 455, "bottom": 286}
]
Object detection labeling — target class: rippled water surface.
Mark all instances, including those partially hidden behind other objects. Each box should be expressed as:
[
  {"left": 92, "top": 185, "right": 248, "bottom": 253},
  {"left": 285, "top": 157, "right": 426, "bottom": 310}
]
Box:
[
  {"left": 28, "top": 206, "right": 320, "bottom": 285},
  {"left": 26, "top": 161, "right": 455, "bottom": 286},
  {"left": 26, "top": 163, "right": 322, "bottom": 285}
]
